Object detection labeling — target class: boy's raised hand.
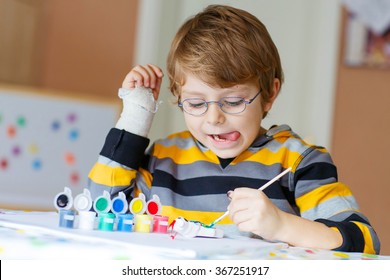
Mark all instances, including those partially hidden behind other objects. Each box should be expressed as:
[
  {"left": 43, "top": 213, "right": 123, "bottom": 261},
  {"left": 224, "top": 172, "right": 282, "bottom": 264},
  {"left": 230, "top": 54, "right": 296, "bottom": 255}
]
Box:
[
  {"left": 122, "top": 64, "right": 164, "bottom": 100},
  {"left": 115, "top": 64, "right": 163, "bottom": 137}
]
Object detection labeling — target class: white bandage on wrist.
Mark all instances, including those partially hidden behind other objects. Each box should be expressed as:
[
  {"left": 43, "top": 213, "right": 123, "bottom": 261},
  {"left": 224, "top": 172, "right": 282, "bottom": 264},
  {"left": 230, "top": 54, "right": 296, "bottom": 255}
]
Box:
[{"left": 115, "top": 87, "right": 160, "bottom": 137}]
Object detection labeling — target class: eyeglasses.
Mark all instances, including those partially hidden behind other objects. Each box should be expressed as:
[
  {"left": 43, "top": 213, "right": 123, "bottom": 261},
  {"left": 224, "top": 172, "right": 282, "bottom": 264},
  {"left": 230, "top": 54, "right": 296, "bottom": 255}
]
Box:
[{"left": 178, "top": 91, "right": 261, "bottom": 116}]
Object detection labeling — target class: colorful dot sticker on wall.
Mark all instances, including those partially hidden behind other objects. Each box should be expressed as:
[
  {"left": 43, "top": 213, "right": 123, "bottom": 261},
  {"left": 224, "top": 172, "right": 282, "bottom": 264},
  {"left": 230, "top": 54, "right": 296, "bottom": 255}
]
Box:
[
  {"left": 70, "top": 171, "right": 80, "bottom": 184},
  {"left": 68, "top": 129, "right": 79, "bottom": 141},
  {"left": 32, "top": 158, "right": 42, "bottom": 170},
  {"left": 12, "top": 145, "right": 22, "bottom": 157},
  {"left": 0, "top": 113, "right": 3, "bottom": 124},
  {"left": 64, "top": 151, "right": 75, "bottom": 165},
  {"left": 67, "top": 113, "right": 77, "bottom": 124},
  {"left": 27, "top": 143, "right": 39, "bottom": 155},
  {"left": 51, "top": 120, "right": 61, "bottom": 131},
  {"left": 0, "top": 158, "right": 8, "bottom": 170},
  {"left": 7, "top": 125, "right": 16, "bottom": 138},
  {"left": 16, "top": 116, "right": 26, "bottom": 127}
]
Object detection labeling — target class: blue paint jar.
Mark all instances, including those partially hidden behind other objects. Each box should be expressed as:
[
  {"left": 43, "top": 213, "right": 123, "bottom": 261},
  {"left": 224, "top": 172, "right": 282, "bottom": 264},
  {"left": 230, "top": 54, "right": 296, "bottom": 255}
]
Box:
[
  {"left": 117, "top": 213, "right": 134, "bottom": 232},
  {"left": 59, "top": 209, "right": 75, "bottom": 228}
]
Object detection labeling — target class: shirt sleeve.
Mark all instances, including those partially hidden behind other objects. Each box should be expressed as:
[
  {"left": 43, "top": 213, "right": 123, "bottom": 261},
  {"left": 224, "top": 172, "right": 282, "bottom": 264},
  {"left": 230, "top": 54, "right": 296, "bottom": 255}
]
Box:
[
  {"left": 87, "top": 128, "right": 150, "bottom": 200},
  {"left": 293, "top": 146, "right": 381, "bottom": 254}
]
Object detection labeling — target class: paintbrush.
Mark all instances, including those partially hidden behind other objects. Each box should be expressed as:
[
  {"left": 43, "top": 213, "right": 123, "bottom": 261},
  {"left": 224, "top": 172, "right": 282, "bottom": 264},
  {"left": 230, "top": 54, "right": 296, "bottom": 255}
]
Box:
[{"left": 207, "top": 167, "right": 292, "bottom": 228}]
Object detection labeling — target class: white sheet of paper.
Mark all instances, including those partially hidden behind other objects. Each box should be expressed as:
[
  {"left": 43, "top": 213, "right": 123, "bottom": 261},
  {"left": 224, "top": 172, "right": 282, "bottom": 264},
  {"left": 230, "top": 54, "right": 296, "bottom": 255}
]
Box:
[{"left": 0, "top": 211, "right": 288, "bottom": 259}]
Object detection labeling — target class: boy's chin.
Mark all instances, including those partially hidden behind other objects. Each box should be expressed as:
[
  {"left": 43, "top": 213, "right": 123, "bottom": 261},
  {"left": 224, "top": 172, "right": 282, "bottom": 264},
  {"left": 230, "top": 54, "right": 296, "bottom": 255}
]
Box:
[{"left": 211, "top": 148, "right": 241, "bottom": 159}]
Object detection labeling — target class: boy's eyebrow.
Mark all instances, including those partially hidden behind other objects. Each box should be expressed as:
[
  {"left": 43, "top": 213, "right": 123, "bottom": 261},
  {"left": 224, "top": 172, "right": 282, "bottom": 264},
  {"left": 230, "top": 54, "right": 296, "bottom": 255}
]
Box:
[{"left": 182, "top": 85, "right": 254, "bottom": 96}]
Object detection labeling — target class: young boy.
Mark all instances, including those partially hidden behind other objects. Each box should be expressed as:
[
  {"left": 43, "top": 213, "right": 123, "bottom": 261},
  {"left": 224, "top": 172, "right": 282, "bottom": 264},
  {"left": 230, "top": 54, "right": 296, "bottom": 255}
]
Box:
[{"left": 88, "top": 5, "right": 380, "bottom": 254}]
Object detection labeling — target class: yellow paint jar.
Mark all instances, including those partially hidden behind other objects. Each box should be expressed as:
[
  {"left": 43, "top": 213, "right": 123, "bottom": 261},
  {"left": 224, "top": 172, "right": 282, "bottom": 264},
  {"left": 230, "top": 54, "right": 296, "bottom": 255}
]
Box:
[{"left": 134, "top": 214, "right": 152, "bottom": 233}]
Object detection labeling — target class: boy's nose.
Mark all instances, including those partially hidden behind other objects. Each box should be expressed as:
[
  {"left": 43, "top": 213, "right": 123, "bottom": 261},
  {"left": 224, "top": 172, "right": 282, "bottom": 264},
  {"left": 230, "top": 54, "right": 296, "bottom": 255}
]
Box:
[{"left": 205, "top": 103, "right": 225, "bottom": 125}]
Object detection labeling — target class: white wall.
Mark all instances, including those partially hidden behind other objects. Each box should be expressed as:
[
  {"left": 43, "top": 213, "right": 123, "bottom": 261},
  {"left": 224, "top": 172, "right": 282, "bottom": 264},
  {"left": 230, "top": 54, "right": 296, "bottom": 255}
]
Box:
[{"left": 134, "top": 0, "right": 342, "bottom": 149}]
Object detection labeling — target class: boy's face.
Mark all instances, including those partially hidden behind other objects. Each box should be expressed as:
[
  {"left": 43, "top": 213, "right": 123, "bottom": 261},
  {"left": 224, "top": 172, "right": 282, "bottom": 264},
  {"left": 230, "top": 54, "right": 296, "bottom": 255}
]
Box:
[{"left": 181, "top": 74, "right": 272, "bottom": 159}]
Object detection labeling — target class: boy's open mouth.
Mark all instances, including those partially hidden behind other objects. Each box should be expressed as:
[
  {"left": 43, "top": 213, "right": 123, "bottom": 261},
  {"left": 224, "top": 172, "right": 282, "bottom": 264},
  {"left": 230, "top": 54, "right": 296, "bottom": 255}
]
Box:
[{"left": 210, "top": 131, "right": 240, "bottom": 142}]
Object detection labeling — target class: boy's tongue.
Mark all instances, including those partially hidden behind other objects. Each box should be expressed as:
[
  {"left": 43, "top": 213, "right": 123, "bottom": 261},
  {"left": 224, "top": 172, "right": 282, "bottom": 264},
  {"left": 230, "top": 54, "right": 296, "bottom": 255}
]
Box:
[{"left": 215, "top": 131, "right": 240, "bottom": 141}]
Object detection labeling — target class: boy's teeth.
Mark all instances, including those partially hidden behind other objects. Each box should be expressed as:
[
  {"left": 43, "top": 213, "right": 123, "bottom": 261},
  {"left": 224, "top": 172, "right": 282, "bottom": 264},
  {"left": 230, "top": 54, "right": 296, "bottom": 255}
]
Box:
[{"left": 213, "top": 134, "right": 225, "bottom": 141}]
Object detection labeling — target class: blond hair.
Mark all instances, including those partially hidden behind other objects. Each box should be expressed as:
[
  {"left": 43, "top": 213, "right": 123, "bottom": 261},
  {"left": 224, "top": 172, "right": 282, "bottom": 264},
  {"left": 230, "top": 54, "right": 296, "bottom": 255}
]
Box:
[{"left": 167, "top": 5, "right": 284, "bottom": 117}]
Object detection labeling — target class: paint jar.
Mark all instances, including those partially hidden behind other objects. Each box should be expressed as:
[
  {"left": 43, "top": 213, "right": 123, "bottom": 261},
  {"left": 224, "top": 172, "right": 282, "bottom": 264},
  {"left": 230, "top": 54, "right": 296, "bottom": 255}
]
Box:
[
  {"left": 93, "top": 190, "right": 111, "bottom": 213},
  {"left": 129, "top": 193, "right": 146, "bottom": 215},
  {"left": 98, "top": 212, "right": 116, "bottom": 231},
  {"left": 54, "top": 187, "right": 73, "bottom": 211},
  {"left": 74, "top": 189, "right": 93, "bottom": 212},
  {"left": 111, "top": 192, "right": 128, "bottom": 215},
  {"left": 78, "top": 211, "right": 96, "bottom": 230},
  {"left": 134, "top": 214, "right": 152, "bottom": 233},
  {"left": 117, "top": 213, "right": 134, "bottom": 232},
  {"left": 152, "top": 215, "right": 169, "bottom": 233},
  {"left": 146, "top": 194, "right": 162, "bottom": 216},
  {"left": 59, "top": 209, "right": 75, "bottom": 228}
]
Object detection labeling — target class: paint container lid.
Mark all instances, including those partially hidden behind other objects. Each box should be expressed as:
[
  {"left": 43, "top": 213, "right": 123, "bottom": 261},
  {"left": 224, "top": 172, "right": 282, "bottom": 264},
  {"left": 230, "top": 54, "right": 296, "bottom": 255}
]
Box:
[
  {"left": 74, "top": 188, "right": 93, "bottom": 212},
  {"left": 146, "top": 194, "right": 162, "bottom": 215},
  {"left": 53, "top": 187, "right": 73, "bottom": 211},
  {"left": 129, "top": 193, "right": 146, "bottom": 215},
  {"left": 111, "top": 192, "right": 128, "bottom": 215},
  {"left": 93, "top": 190, "right": 111, "bottom": 213}
]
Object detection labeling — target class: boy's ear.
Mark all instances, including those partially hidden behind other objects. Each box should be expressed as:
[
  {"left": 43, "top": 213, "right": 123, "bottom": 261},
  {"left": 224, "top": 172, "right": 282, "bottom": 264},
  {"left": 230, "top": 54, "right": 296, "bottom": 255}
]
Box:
[{"left": 263, "top": 78, "right": 281, "bottom": 113}]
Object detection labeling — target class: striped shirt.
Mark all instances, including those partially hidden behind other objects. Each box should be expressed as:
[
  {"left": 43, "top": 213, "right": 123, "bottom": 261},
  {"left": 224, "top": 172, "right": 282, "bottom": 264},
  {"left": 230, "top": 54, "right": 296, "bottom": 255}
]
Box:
[{"left": 88, "top": 124, "right": 380, "bottom": 254}]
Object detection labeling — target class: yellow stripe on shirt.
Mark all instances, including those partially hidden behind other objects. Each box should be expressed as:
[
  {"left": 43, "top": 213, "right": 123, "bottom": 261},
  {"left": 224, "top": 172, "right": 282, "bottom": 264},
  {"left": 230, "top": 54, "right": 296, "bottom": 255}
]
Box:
[
  {"left": 296, "top": 182, "right": 354, "bottom": 213},
  {"left": 161, "top": 205, "right": 233, "bottom": 225},
  {"left": 353, "top": 221, "right": 376, "bottom": 254},
  {"left": 154, "top": 143, "right": 220, "bottom": 164},
  {"left": 88, "top": 162, "right": 136, "bottom": 187},
  {"left": 234, "top": 147, "right": 301, "bottom": 168}
]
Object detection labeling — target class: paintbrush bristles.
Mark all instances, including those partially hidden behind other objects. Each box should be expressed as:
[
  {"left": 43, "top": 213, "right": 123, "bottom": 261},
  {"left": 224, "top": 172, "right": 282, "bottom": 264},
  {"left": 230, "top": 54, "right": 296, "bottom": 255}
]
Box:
[{"left": 209, "top": 211, "right": 229, "bottom": 228}]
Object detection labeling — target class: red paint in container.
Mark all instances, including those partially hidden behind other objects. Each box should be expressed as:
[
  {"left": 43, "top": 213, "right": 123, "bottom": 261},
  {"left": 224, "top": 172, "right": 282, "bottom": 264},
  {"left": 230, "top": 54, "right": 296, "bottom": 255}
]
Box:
[
  {"left": 146, "top": 194, "right": 162, "bottom": 215},
  {"left": 153, "top": 215, "right": 169, "bottom": 233}
]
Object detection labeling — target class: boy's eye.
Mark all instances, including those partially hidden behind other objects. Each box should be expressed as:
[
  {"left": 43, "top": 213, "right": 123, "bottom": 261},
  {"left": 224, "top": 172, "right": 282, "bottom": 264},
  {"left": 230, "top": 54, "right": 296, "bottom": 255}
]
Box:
[
  {"left": 222, "top": 98, "right": 245, "bottom": 107},
  {"left": 187, "top": 100, "right": 206, "bottom": 108}
]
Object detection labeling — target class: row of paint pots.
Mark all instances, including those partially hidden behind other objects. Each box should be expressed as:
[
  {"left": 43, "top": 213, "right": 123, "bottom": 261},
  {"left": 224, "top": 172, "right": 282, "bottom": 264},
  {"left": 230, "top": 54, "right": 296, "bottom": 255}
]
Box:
[
  {"left": 54, "top": 187, "right": 162, "bottom": 216},
  {"left": 59, "top": 209, "right": 169, "bottom": 233}
]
